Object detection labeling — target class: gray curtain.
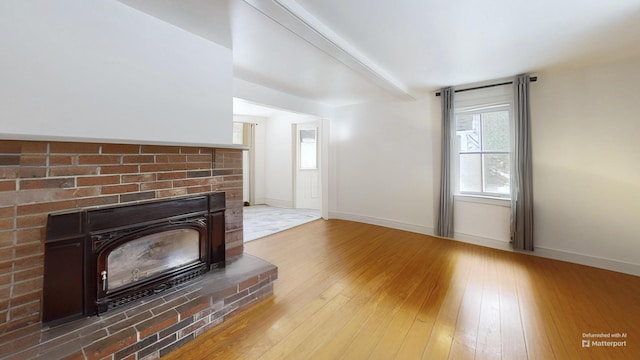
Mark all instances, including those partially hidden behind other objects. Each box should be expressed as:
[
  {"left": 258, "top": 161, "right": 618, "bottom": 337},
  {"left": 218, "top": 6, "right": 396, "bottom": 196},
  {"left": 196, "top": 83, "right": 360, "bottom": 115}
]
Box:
[
  {"left": 436, "top": 87, "right": 454, "bottom": 238},
  {"left": 511, "top": 74, "right": 534, "bottom": 250}
]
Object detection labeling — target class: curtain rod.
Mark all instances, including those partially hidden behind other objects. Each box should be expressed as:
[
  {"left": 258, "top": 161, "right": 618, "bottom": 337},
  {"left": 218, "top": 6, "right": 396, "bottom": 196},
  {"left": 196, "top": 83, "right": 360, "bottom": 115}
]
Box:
[{"left": 435, "top": 76, "right": 537, "bottom": 96}]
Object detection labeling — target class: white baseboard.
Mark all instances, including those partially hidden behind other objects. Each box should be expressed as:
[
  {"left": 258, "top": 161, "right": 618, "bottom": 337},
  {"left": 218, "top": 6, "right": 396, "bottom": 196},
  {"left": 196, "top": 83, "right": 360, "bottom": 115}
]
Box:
[
  {"left": 328, "top": 211, "right": 434, "bottom": 236},
  {"left": 328, "top": 212, "right": 640, "bottom": 277},
  {"left": 533, "top": 246, "right": 640, "bottom": 277},
  {"left": 453, "top": 232, "right": 512, "bottom": 251},
  {"left": 264, "top": 198, "right": 293, "bottom": 208},
  {"left": 453, "top": 232, "right": 640, "bottom": 276}
]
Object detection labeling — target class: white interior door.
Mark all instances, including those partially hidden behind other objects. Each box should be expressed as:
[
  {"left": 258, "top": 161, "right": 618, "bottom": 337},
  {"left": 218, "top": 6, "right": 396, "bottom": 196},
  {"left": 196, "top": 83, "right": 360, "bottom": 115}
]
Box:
[{"left": 295, "top": 123, "right": 321, "bottom": 210}]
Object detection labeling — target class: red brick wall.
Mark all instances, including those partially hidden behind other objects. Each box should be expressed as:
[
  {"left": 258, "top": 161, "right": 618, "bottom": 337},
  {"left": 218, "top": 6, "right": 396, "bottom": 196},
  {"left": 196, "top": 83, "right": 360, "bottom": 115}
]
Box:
[{"left": 0, "top": 140, "right": 244, "bottom": 339}]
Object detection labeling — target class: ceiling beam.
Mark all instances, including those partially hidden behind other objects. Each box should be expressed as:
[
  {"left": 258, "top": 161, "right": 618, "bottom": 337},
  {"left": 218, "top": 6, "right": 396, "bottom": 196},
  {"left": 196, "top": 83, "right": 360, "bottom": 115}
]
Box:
[{"left": 242, "top": 0, "right": 415, "bottom": 101}]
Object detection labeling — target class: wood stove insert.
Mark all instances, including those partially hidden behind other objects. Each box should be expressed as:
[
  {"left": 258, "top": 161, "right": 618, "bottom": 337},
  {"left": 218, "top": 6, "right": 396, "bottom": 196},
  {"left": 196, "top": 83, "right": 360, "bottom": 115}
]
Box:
[{"left": 43, "top": 192, "right": 226, "bottom": 326}]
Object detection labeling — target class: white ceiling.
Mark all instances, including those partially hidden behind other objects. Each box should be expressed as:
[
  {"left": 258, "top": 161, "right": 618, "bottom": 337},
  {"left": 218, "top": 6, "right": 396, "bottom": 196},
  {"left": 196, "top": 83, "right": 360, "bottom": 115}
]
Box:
[
  {"left": 295, "top": 0, "right": 640, "bottom": 90},
  {"left": 117, "top": 0, "right": 232, "bottom": 48},
  {"left": 230, "top": 0, "right": 397, "bottom": 106},
  {"left": 119, "top": 0, "right": 640, "bottom": 107}
]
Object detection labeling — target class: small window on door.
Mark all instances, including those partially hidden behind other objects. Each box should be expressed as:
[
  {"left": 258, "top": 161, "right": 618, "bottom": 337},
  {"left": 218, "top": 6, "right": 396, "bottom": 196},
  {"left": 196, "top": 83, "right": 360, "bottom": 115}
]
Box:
[{"left": 299, "top": 129, "right": 317, "bottom": 169}]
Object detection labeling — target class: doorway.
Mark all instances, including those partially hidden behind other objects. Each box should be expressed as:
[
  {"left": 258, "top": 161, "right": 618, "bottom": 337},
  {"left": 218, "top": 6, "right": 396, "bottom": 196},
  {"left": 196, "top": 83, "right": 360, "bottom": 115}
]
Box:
[
  {"left": 233, "top": 99, "right": 326, "bottom": 242},
  {"left": 294, "top": 122, "right": 321, "bottom": 210}
]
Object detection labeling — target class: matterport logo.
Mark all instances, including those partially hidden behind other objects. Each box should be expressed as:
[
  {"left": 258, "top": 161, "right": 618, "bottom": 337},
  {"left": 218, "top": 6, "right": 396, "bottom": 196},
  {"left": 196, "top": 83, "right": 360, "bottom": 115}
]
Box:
[{"left": 582, "top": 332, "right": 628, "bottom": 348}]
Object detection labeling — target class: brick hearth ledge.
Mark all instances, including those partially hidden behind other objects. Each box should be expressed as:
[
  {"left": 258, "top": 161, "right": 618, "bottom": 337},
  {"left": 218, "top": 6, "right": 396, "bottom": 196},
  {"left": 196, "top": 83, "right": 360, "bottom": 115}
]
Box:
[{"left": 0, "top": 254, "right": 277, "bottom": 359}]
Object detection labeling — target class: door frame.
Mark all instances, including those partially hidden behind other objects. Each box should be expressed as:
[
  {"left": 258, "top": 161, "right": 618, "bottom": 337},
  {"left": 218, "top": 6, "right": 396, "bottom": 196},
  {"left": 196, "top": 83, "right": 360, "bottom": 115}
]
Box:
[{"left": 292, "top": 119, "right": 328, "bottom": 218}]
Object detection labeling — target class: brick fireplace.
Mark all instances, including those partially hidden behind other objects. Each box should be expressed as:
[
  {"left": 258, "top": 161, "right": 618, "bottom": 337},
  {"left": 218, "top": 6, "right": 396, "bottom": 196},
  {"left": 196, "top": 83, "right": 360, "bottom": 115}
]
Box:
[{"left": 0, "top": 140, "right": 277, "bottom": 359}]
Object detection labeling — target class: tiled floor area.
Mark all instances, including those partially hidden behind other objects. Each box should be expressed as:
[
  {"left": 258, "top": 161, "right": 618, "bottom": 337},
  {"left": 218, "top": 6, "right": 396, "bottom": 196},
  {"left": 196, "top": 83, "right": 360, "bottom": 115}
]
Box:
[{"left": 243, "top": 205, "right": 321, "bottom": 242}]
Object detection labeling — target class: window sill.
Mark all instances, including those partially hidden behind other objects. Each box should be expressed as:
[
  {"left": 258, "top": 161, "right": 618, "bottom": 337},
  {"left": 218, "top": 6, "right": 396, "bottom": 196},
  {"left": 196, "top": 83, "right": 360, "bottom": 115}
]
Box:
[{"left": 454, "top": 194, "right": 511, "bottom": 207}]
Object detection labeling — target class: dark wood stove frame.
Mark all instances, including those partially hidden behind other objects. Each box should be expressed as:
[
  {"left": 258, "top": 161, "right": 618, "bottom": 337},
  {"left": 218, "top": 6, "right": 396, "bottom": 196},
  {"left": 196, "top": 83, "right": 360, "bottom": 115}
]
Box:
[{"left": 43, "top": 192, "right": 226, "bottom": 326}]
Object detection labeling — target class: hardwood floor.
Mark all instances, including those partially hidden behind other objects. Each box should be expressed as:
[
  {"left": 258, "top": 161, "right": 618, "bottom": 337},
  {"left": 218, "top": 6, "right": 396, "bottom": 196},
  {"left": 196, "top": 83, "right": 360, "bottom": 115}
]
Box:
[{"left": 163, "top": 220, "right": 640, "bottom": 359}]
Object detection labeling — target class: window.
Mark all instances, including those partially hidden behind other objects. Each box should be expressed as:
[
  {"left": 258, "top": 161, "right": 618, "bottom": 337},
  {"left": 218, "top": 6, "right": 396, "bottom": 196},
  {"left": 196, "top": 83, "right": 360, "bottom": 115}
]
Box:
[
  {"left": 454, "top": 90, "right": 512, "bottom": 198},
  {"left": 232, "top": 122, "right": 251, "bottom": 146},
  {"left": 299, "top": 128, "right": 317, "bottom": 169},
  {"left": 232, "top": 122, "right": 245, "bottom": 145}
]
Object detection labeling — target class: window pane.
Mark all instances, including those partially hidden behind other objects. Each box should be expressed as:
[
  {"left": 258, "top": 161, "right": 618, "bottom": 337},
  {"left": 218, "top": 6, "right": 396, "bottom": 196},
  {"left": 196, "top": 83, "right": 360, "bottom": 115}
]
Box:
[
  {"left": 483, "top": 154, "right": 510, "bottom": 194},
  {"left": 481, "top": 111, "right": 510, "bottom": 151},
  {"left": 300, "top": 129, "right": 317, "bottom": 169},
  {"left": 456, "top": 114, "right": 481, "bottom": 152},
  {"left": 300, "top": 129, "right": 316, "bottom": 142},
  {"left": 232, "top": 122, "right": 244, "bottom": 145},
  {"left": 459, "top": 154, "right": 482, "bottom": 193}
]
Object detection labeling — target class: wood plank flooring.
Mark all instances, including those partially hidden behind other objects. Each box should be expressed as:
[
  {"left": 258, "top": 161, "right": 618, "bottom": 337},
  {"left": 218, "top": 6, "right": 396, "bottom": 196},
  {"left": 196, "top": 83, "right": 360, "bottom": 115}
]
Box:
[{"left": 163, "top": 219, "right": 640, "bottom": 359}]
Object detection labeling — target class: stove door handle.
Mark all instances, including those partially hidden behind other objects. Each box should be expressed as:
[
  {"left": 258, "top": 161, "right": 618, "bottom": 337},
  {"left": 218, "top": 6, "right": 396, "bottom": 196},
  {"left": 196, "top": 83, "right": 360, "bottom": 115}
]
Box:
[{"left": 101, "top": 271, "right": 107, "bottom": 292}]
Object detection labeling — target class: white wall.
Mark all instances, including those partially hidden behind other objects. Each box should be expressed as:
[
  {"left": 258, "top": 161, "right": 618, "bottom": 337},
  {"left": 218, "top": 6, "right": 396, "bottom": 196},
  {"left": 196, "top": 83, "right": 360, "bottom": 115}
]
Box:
[
  {"left": 263, "top": 116, "right": 293, "bottom": 208},
  {"left": 329, "top": 58, "right": 640, "bottom": 276},
  {"left": 448, "top": 58, "right": 640, "bottom": 274},
  {"left": 263, "top": 113, "right": 320, "bottom": 208},
  {"left": 329, "top": 95, "right": 437, "bottom": 233},
  {"left": 0, "top": 0, "right": 233, "bottom": 145},
  {"left": 445, "top": 60, "right": 640, "bottom": 275},
  {"left": 530, "top": 58, "right": 640, "bottom": 274},
  {"left": 453, "top": 198, "right": 511, "bottom": 247}
]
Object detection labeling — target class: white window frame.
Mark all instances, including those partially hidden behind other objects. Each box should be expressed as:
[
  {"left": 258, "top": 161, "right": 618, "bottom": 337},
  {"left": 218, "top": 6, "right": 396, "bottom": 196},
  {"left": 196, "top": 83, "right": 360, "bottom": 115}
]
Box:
[{"left": 453, "top": 87, "right": 514, "bottom": 202}]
